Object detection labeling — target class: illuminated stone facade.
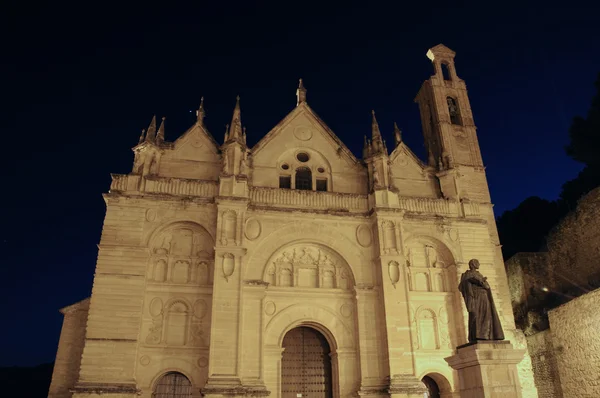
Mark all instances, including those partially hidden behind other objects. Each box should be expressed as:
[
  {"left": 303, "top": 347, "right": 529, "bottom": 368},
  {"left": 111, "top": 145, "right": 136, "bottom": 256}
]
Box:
[{"left": 49, "top": 45, "right": 537, "bottom": 398}]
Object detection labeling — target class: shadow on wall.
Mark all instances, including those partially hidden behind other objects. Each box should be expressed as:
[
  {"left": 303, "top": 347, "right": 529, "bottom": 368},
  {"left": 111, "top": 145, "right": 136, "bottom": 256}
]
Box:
[{"left": 0, "top": 363, "right": 54, "bottom": 398}]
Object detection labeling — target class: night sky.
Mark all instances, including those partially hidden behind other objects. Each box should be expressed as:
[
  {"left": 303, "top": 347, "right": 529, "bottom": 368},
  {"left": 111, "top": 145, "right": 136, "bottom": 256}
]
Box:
[{"left": 1, "top": 1, "right": 599, "bottom": 366}]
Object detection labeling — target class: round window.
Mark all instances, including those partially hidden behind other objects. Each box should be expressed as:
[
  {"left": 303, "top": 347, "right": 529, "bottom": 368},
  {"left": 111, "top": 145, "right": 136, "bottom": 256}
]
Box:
[
  {"left": 296, "top": 152, "right": 310, "bottom": 163},
  {"left": 317, "top": 167, "right": 325, "bottom": 173},
  {"left": 281, "top": 163, "right": 290, "bottom": 170}
]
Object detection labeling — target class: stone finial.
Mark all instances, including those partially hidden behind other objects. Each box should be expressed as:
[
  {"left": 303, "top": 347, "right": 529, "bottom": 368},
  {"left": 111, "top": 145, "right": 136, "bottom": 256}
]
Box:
[
  {"left": 196, "top": 97, "right": 205, "bottom": 125},
  {"left": 394, "top": 122, "right": 402, "bottom": 146},
  {"left": 156, "top": 117, "right": 166, "bottom": 144},
  {"left": 296, "top": 78, "right": 307, "bottom": 106},
  {"left": 138, "top": 129, "right": 146, "bottom": 144},
  {"left": 227, "top": 96, "right": 243, "bottom": 141},
  {"left": 144, "top": 115, "right": 157, "bottom": 143},
  {"left": 224, "top": 124, "right": 230, "bottom": 143},
  {"left": 370, "top": 110, "right": 385, "bottom": 155}
]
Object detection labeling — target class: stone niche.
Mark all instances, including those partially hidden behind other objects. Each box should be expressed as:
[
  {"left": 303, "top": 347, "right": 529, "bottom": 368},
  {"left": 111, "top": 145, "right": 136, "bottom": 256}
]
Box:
[
  {"left": 147, "top": 222, "right": 215, "bottom": 286},
  {"left": 262, "top": 243, "right": 354, "bottom": 289}
]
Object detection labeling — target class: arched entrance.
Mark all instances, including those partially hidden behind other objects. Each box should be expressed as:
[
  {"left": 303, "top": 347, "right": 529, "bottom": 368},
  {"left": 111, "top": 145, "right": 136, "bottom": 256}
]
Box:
[
  {"left": 281, "top": 327, "right": 333, "bottom": 398},
  {"left": 422, "top": 375, "right": 440, "bottom": 398}
]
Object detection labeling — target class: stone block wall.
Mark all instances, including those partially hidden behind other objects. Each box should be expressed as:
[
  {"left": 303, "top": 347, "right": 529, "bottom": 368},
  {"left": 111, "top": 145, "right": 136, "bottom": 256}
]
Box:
[
  {"left": 48, "top": 299, "right": 90, "bottom": 398},
  {"left": 526, "top": 330, "right": 563, "bottom": 398},
  {"left": 547, "top": 288, "right": 600, "bottom": 398}
]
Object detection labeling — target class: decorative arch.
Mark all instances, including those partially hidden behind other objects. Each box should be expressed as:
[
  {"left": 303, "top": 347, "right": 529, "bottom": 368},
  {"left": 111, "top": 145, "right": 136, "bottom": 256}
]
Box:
[
  {"left": 145, "top": 220, "right": 214, "bottom": 247},
  {"left": 145, "top": 221, "right": 214, "bottom": 285},
  {"left": 264, "top": 303, "right": 354, "bottom": 350},
  {"left": 275, "top": 147, "right": 333, "bottom": 191},
  {"left": 261, "top": 242, "right": 355, "bottom": 289},
  {"left": 244, "top": 221, "right": 367, "bottom": 284},
  {"left": 404, "top": 235, "right": 458, "bottom": 292}
]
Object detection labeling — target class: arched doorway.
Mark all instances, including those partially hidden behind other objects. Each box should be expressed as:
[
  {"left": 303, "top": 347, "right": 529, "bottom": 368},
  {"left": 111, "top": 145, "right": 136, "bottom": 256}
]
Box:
[
  {"left": 282, "top": 327, "right": 333, "bottom": 398},
  {"left": 422, "top": 375, "right": 440, "bottom": 398},
  {"left": 153, "top": 372, "right": 192, "bottom": 397}
]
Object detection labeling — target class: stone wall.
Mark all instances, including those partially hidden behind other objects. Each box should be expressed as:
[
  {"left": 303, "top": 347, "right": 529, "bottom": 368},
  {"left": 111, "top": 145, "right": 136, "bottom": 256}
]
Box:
[
  {"left": 548, "top": 288, "right": 600, "bottom": 398},
  {"left": 48, "top": 299, "right": 90, "bottom": 398},
  {"left": 525, "top": 330, "right": 563, "bottom": 398}
]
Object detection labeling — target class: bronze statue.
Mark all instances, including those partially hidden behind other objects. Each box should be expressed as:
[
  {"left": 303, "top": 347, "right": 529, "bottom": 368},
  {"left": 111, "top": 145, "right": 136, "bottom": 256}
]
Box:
[{"left": 458, "top": 259, "right": 505, "bottom": 342}]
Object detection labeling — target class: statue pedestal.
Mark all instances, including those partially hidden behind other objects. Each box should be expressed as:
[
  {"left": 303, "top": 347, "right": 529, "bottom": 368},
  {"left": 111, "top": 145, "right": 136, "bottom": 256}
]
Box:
[{"left": 445, "top": 341, "right": 525, "bottom": 398}]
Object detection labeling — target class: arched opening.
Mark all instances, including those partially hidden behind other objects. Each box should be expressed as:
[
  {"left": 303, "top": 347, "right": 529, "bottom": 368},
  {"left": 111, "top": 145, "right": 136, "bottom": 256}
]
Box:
[
  {"left": 282, "top": 326, "right": 333, "bottom": 398},
  {"left": 446, "top": 97, "right": 462, "bottom": 125},
  {"left": 295, "top": 167, "right": 312, "bottom": 190},
  {"left": 422, "top": 375, "right": 440, "bottom": 398},
  {"left": 420, "top": 373, "right": 453, "bottom": 398},
  {"left": 441, "top": 62, "right": 451, "bottom": 81},
  {"left": 153, "top": 372, "right": 192, "bottom": 397}
]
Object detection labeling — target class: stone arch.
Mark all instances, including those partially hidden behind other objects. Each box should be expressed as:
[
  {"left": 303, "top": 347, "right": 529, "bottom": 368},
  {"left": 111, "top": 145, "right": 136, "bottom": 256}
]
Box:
[
  {"left": 145, "top": 220, "right": 215, "bottom": 247},
  {"left": 150, "top": 368, "right": 196, "bottom": 391},
  {"left": 264, "top": 303, "right": 354, "bottom": 350},
  {"left": 164, "top": 298, "right": 192, "bottom": 312},
  {"left": 244, "top": 221, "right": 367, "bottom": 284},
  {"left": 404, "top": 235, "right": 457, "bottom": 267},
  {"left": 419, "top": 371, "right": 454, "bottom": 398}
]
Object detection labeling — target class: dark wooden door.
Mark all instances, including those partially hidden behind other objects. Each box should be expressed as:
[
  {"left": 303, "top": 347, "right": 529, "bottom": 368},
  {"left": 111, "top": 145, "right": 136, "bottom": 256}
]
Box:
[{"left": 281, "top": 327, "right": 332, "bottom": 398}]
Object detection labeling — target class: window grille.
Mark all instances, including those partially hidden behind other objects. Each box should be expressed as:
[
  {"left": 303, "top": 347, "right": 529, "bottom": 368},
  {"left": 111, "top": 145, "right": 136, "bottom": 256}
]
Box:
[{"left": 154, "top": 372, "right": 193, "bottom": 398}]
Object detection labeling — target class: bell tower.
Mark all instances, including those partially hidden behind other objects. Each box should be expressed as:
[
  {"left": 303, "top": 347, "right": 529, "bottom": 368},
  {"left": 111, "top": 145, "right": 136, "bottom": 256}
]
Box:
[{"left": 415, "top": 44, "right": 489, "bottom": 202}]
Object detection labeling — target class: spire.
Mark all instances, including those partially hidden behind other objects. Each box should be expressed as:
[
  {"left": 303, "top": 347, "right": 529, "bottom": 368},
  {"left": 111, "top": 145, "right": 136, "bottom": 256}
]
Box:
[
  {"left": 224, "top": 124, "right": 230, "bottom": 143},
  {"left": 393, "top": 122, "right": 402, "bottom": 146},
  {"left": 370, "top": 110, "right": 385, "bottom": 154},
  {"left": 196, "top": 97, "right": 206, "bottom": 125},
  {"left": 138, "top": 129, "right": 146, "bottom": 145},
  {"left": 227, "top": 96, "right": 243, "bottom": 141},
  {"left": 144, "top": 115, "right": 157, "bottom": 143},
  {"left": 362, "top": 135, "right": 370, "bottom": 159},
  {"left": 296, "top": 79, "right": 307, "bottom": 106},
  {"left": 156, "top": 117, "right": 165, "bottom": 144}
]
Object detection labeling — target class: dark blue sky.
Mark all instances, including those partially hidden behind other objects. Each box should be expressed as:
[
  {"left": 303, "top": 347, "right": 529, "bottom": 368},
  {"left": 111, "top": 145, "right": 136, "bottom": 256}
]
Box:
[{"left": 1, "top": 1, "right": 598, "bottom": 366}]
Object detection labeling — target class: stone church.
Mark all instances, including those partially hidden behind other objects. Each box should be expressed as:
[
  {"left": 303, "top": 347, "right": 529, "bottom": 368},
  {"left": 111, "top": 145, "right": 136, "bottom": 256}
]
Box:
[{"left": 48, "top": 44, "right": 537, "bottom": 398}]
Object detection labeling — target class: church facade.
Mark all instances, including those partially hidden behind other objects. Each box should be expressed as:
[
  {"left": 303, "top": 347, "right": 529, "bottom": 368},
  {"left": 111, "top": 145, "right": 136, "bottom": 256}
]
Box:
[{"left": 48, "top": 45, "right": 537, "bottom": 398}]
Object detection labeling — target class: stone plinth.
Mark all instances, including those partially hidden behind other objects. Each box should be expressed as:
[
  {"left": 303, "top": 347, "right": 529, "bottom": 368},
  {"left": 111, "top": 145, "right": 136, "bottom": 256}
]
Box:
[{"left": 445, "top": 341, "right": 525, "bottom": 398}]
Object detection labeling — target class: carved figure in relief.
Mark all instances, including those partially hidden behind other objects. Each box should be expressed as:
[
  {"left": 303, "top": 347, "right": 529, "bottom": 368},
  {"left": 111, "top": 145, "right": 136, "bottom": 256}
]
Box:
[
  {"left": 458, "top": 259, "right": 505, "bottom": 342},
  {"left": 372, "top": 169, "right": 380, "bottom": 189},
  {"left": 146, "top": 316, "right": 163, "bottom": 344},
  {"left": 156, "top": 234, "right": 172, "bottom": 254}
]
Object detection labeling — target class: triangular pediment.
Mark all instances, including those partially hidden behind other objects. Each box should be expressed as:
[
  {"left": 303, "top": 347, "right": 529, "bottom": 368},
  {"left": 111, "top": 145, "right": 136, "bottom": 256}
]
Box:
[
  {"left": 389, "top": 141, "right": 428, "bottom": 179},
  {"left": 251, "top": 102, "right": 361, "bottom": 169},
  {"left": 166, "top": 122, "right": 221, "bottom": 162}
]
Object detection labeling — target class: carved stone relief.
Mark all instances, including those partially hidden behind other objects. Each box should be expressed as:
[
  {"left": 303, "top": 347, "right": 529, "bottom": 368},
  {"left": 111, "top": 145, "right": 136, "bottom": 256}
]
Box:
[
  {"left": 263, "top": 244, "right": 354, "bottom": 289},
  {"left": 356, "top": 224, "right": 373, "bottom": 247},
  {"left": 381, "top": 221, "right": 397, "bottom": 254},
  {"left": 221, "top": 210, "right": 237, "bottom": 245},
  {"left": 222, "top": 253, "right": 235, "bottom": 281},
  {"left": 139, "top": 355, "right": 151, "bottom": 366},
  {"left": 406, "top": 239, "right": 454, "bottom": 292},
  {"left": 147, "top": 223, "right": 214, "bottom": 286},
  {"left": 145, "top": 297, "right": 209, "bottom": 348},
  {"left": 388, "top": 260, "right": 400, "bottom": 287},
  {"left": 264, "top": 301, "right": 276, "bottom": 316},
  {"left": 293, "top": 125, "right": 313, "bottom": 141},
  {"left": 244, "top": 218, "right": 261, "bottom": 241}
]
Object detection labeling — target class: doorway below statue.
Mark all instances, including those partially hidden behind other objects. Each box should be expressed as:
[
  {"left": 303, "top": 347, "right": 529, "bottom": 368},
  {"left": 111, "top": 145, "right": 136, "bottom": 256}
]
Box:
[{"left": 282, "top": 326, "right": 333, "bottom": 398}]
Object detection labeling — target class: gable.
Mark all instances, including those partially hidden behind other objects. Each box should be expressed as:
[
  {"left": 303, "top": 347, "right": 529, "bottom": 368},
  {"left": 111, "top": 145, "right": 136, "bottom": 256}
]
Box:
[
  {"left": 389, "top": 142, "right": 439, "bottom": 198},
  {"left": 251, "top": 103, "right": 361, "bottom": 170},
  {"left": 389, "top": 142, "right": 426, "bottom": 179},
  {"left": 167, "top": 123, "right": 220, "bottom": 162}
]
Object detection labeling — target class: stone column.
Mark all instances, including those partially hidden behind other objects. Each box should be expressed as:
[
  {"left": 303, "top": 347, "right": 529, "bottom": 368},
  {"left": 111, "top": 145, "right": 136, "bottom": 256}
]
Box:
[
  {"left": 445, "top": 341, "right": 525, "bottom": 397},
  {"left": 202, "top": 247, "right": 247, "bottom": 397}
]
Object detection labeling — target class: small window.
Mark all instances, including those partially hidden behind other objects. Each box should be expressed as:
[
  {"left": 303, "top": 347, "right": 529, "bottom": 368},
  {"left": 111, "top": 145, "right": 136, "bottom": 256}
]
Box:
[
  {"left": 281, "top": 163, "right": 289, "bottom": 170},
  {"left": 279, "top": 176, "right": 291, "bottom": 189},
  {"left": 295, "top": 167, "right": 312, "bottom": 190},
  {"left": 316, "top": 179, "right": 327, "bottom": 192},
  {"left": 317, "top": 167, "right": 325, "bottom": 173},
  {"left": 296, "top": 152, "right": 310, "bottom": 162}
]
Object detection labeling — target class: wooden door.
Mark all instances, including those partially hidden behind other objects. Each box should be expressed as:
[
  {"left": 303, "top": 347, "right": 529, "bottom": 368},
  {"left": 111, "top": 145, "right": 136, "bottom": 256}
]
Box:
[{"left": 281, "top": 327, "right": 332, "bottom": 398}]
